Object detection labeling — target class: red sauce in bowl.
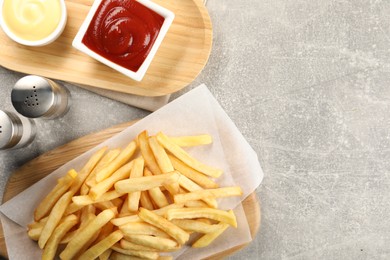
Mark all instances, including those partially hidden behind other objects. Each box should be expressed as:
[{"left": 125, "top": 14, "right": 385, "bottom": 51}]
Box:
[{"left": 82, "top": 0, "right": 164, "bottom": 72}]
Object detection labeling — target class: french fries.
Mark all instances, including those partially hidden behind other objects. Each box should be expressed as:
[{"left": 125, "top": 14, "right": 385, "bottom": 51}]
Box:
[{"left": 28, "top": 130, "right": 243, "bottom": 260}]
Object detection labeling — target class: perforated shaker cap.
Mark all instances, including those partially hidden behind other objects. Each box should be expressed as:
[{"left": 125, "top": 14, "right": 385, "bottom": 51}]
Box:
[
  {"left": 0, "top": 110, "right": 23, "bottom": 150},
  {"left": 11, "top": 75, "right": 70, "bottom": 118}
]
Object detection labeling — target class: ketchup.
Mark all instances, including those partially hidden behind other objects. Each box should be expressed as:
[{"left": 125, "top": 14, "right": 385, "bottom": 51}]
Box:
[{"left": 82, "top": 0, "right": 164, "bottom": 72}]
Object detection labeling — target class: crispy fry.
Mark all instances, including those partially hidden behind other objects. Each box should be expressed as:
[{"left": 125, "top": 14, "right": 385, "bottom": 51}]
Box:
[
  {"left": 42, "top": 214, "right": 78, "bottom": 260},
  {"left": 27, "top": 226, "right": 42, "bottom": 241},
  {"left": 34, "top": 169, "right": 77, "bottom": 221},
  {"left": 89, "top": 160, "right": 133, "bottom": 199},
  {"left": 192, "top": 223, "right": 229, "bottom": 248},
  {"left": 138, "top": 208, "right": 189, "bottom": 245},
  {"left": 167, "top": 208, "right": 237, "bottom": 228},
  {"left": 79, "top": 230, "right": 123, "bottom": 260},
  {"left": 70, "top": 147, "right": 108, "bottom": 194},
  {"left": 184, "top": 200, "right": 210, "bottom": 208},
  {"left": 64, "top": 202, "right": 84, "bottom": 215},
  {"left": 111, "top": 245, "right": 159, "bottom": 260},
  {"left": 124, "top": 234, "right": 178, "bottom": 251},
  {"left": 138, "top": 131, "right": 162, "bottom": 175},
  {"left": 168, "top": 154, "right": 218, "bottom": 189},
  {"left": 128, "top": 157, "right": 145, "bottom": 212},
  {"left": 60, "top": 208, "right": 116, "bottom": 259},
  {"left": 174, "top": 187, "right": 242, "bottom": 204},
  {"left": 156, "top": 132, "right": 222, "bottom": 178},
  {"left": 170, "top": 219, "right": 223, "bottom": 234},
  {"left": 114, "top": 171, "right": 179, "bottom": 193},
  {"left": 120, "top": 239, "right": 158, "bottom": 251},
  {"left": 120, "top": 222, "right": 170, "bottom": 238},
  {"left": 169, "top": 134, "right": 212, "bottom": 147},
  {"left": 38, "top": 191, "right": 73, "bottom": 249},
  {"left": 95, "top": 141, "right": 136, "bottom": 182}
]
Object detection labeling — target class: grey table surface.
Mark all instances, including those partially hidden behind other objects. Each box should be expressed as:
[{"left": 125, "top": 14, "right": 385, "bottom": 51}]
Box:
[{"left": 1, "top": 0, "right": 390, "bottom": 259}]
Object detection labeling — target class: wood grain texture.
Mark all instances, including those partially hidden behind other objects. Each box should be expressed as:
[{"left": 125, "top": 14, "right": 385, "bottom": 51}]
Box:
[
  {"left": 0, "top": 121, "right": 260, "bottom": 259},
  {"left": 0, "top": 0, "right": 212, "bottom": 96}
]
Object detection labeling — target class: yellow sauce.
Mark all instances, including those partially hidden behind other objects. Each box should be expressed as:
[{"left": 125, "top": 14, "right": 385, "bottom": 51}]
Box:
[{"left": 2, "top": 0, "right": 62, "bottom": 41}]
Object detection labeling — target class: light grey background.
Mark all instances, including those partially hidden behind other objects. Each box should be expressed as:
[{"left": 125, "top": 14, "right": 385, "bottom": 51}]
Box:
[{"left": 1, "top": 0, "right": 390, "bottom": 259}]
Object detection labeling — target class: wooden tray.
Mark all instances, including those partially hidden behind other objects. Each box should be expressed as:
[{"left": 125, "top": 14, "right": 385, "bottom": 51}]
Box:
[
  {"left": 0, "top": 0, "right": 212, "bottom": 97},
  {"left": 0, "top": 121, "right": 261, "bottom": 259}
]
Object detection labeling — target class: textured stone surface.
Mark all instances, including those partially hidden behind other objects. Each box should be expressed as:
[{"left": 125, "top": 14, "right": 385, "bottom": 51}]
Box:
[{"left": 1, "top": 0, "right": 390, "bottom": 259}]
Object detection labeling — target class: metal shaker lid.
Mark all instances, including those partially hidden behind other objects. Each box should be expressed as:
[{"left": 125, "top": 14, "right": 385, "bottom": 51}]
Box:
[
  {"left": 11, "top": 75, "right": 59, "bottom": 118},
  {"left": 0, "top": 111, "right": 23, "bottom": 149}
]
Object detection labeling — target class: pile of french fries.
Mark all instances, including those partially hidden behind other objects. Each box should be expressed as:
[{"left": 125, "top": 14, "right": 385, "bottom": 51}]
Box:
[{"left": 27, "top": 131, "right": 243, "bottom": 260}]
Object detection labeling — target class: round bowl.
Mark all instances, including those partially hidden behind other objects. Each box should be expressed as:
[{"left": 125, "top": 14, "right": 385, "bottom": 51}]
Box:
[{"left": 0, "top": 0, "right": 67, "bottom": 47}]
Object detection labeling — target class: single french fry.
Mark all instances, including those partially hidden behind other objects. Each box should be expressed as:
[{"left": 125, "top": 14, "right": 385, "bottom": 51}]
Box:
[
  {"left": 140, "top": 190, "right": 154, "bottom": 210},
  {"left": 124, "top": 234, "right": 178, "bottom": 251},
  {"left": 170, "top": 219, "right": 223, "bottom": 233},
  {"left": 38, "top": 191, "right": 73, "bottom": 249},
  {"left": 128, "top": 157, "right": 145, "bottom": 212},
  {"left": 184, "top": 200, "right": 210, "bottom": 208},
  {"left": 70, "top": 147, "right": 108, "bottom": 194},
  {"left": 34, "top": 169, "right": 77, "bottom": 221},
  {"left": 177, "top": 174, "right": 217, "bottom": 208},
  {"left": 138, "top": 131, "right": 162, "bottom": 175},
  {"left": 169, "top": 134, "right": 212, "bottom": 147},
  {"left": 156, "top": 132, "right": 222, "bottom": 178},
  {"left": 168, "top": 154, "right": 218, "bottom": 189},
  {"left": 192, "top": 223, "right": 229, "bottom": 248},
  {"left": 60, "top": 208, "right": 116, "bottom": 260},
  {"left": 114, "top": 171, "right": 179, "bottom": 193},
  {"left": 120, "top": 222, "right": 170, "bottom": 238},
  {"left": 148, "top": 136, "right": 174, "bottom": 173},
  {"left": 89, "top": 160, "right": 133, "bottom": 199},
  {"left": 166, "top": 208, "right": 237, "bottom": 228},
  {"left": 138, "top": 208, "right": 189, "bottom": 245},
  {"left": 111, "top": 245, "right": 159, "bottom": 260},
  {"left": 95, "top": 141, "right": 136, "bottom": 182},
  {"left": 120, "top": 239, "right": 158, "bottom": 251},
  {"left": 144, "top": 169, "right": 169, "bottom": 208},
  {"left": 27, "top": 226, "right": 42, "bottom": 241},
  {"left": 42, "top": 214, "right": 78, "bottom": 260},
  {"left": 79, "top": 230, "right": 123, "bottom": 260},
  {"left": 174, "top": 187, "right": 243, "bottom": 204}
]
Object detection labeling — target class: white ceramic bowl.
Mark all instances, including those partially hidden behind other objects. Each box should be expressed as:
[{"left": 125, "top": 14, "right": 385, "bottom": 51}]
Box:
[
  {"left": 72, "top": 0, "right": 174, "bottom": 82},
  {"left": 0, "top": 0, "right": 67, "bottom": 47}
]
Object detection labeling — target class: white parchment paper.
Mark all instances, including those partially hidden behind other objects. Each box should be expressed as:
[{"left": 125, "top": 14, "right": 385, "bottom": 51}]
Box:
[{"left": 0, "top": 84, "right": 264, "bottom": 259}]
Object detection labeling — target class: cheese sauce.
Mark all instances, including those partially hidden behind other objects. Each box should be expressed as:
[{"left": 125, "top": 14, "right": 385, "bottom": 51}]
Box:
[{"left": 2, "top": 0, "right": 62, "bottom": 41}]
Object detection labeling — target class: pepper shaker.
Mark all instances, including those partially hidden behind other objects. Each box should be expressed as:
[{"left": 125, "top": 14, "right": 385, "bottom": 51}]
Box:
[
  {"left": 0, "top": 110, "right": 36, "bottom": 150},
  {"left": 11, "top": 75, "right": 71, "bottom": 119}
]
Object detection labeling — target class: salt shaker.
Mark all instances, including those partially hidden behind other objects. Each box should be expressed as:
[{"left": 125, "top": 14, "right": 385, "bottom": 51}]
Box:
[
  {"left": 11, "top": 75, "right": 71, "bottom": 119},
  {"left": 0, "top": 110, "right": 36, "bottom": 150}
]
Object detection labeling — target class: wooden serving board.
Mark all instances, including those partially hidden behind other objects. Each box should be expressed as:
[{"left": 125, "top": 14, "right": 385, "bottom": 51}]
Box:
[
  {"left": 0, "top": 0, "right": 212, "bottom": 97},
  {"left": 0, "top": 121, "right": 261, "bottom": 259}
]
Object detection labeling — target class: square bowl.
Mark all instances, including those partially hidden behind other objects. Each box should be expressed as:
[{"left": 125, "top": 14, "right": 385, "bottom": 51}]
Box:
[{"left": 72, "top": 0, "right": 174, "bottom": 82}]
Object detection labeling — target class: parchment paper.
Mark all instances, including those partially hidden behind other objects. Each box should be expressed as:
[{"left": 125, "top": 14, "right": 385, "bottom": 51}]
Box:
[{"left": 0, "top": 84, "right": 264, "bottom": 259}]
